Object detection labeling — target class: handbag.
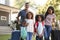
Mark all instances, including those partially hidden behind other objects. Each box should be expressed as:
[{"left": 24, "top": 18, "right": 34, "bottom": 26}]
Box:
[{"left": 21, "top": 27, "right": 27, "bottom": 39}]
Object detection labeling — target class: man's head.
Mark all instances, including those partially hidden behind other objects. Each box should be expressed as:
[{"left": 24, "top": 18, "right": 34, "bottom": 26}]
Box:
[{"left": 25, "top": 2, "right": 29, "bottom": 10}]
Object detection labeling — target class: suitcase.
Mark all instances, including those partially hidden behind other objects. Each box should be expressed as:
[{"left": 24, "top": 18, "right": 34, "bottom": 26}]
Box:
[
  {"left": 11, "top": 30, "right": 20, "bottom": 40},
  {"left": 51, "top": 30, "right": 60, "bottom": 40}
]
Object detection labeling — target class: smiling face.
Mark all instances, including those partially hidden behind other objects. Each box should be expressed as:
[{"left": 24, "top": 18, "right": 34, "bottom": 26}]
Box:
[
  {"left": 25, "top": 3, "right": 29, "bottom": 10},
  {"left": 26, "top": 12, "right": 33, "bottom": 19},
  {"left": 28, "top": 13, "right": 32, "bottom": 19},
  {"left": 48, "top": 9, "right": 53, "bottom": 14},
  {"left": 47, "top": 6, "right": 54, "bottom": 14},
  {"left": 37, "top": 16, "right": 42, "bottom": 22}
]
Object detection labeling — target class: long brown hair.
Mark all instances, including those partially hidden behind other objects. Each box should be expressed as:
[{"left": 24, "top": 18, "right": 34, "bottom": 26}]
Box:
[{"left": 45, "top": 6, "right": 54, "bottom": 18}]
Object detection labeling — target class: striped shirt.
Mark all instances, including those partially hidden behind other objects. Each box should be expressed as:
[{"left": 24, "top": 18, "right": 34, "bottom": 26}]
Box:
[{"left": 45, "top": 14, "right": 56, "bottom": 26}]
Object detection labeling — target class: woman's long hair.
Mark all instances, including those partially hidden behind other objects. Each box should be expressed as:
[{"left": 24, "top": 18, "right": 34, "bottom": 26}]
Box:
[{"left": 45, "top": 6, "right": 54, "bottom": 18}]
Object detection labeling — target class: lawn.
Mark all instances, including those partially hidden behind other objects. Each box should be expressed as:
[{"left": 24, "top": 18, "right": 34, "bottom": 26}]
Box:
[
  {"left": 0, "top": 34, "right": 11, "bottom": 40},
  {"left": 0, "top": 34, "right": 36, "bottom": 40}
]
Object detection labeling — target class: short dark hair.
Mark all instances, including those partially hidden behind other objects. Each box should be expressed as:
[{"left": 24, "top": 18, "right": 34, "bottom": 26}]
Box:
[
  {"left": 35, "top": 14, "right": 45, "bottom": 22},
  {"left": 25, "top": 2, "right": 29, "bottom": 5},
  {"left": 26, "top": 12, "right": 33, "bottom": 19}
]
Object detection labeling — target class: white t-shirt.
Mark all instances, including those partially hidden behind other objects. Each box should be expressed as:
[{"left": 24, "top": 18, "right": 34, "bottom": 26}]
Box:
[
  {"left": 25, "top": 19, "right": 34, "bottom": 32},
  {"left": 37, "top": 22, "right": 44, "bottom": 35}
]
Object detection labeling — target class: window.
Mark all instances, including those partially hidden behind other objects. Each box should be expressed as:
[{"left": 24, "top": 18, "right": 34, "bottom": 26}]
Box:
[
  {"left": 0, "top": 0, "right": 10, "bottom": 5},
  {"left": 5, "top": 0, "right": 10, "bottom": 5},
  {"left": 0, "top": 0, "right": 5, "bottom": 4}
]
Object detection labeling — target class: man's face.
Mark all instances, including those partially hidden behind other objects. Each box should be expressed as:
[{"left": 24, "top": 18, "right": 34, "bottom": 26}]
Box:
[{"left": 25, "top": 4, "right": 29, "bottom": 10}]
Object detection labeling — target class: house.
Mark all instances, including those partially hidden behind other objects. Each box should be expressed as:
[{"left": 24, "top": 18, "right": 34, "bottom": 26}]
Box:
[{"left": 0, "top": 0, "right": 19, "bottom": 26}]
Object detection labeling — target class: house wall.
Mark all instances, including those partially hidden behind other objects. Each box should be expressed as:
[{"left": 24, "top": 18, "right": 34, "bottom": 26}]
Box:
[{"left": 0, "top": 11, "right": 9, "bottom": 26}]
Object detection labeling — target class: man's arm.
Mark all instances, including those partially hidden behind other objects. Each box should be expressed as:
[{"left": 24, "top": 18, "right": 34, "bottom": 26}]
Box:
[
  {"left": 17, "top": 11, "right": 21, "bottom": 24},
  {"left": 17, "top": 14, "right": 20, "bottom": 21}
]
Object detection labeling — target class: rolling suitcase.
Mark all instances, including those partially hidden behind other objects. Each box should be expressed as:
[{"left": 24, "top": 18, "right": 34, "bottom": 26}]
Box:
[{"left": 11, "top": 30, "right": 20, "bottom": 40}]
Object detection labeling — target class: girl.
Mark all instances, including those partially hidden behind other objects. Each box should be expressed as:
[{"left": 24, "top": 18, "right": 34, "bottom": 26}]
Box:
[
  {"left": 34, "top": 15, "right": 45, "bottom": 40},
  {"left": 25, "top": 12, "right": 34, "bottom": 40},
  {"left": 44, "top": 6, "right": 56, "bottom": 40}
]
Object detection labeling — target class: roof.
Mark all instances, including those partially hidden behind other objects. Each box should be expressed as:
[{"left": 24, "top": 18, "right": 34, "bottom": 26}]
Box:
[
  {"left": 0, "top": 4, "right": 19, "bottom": 13},
  {"left": 0, "top": 4, "right": 19, "bottom": 10}
]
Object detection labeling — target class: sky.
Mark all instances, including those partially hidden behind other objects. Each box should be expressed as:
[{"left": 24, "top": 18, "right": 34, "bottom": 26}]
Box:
[
  {"left": 0, "top": 0, "right": 48, "bottom": 7},
  {"left": 10, "top": 0, "right": 14, "bottom": 6},
  {"left": 26, "top": 0, "right": 48, "bottom": 6},
  {"left": 33, "top": 0, "right": 48, "bottom": 6}
]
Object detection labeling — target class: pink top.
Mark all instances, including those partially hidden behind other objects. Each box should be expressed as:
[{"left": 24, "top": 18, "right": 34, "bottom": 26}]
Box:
[{"left": 45, "top": 14, "right": 56, "bottom": 26}]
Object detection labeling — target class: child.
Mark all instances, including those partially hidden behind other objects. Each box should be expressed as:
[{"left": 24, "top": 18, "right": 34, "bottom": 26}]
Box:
[
  {"left": 21, "top": 20, "right": 27, "bottom": 40},
  {"left": 34, "top": 15, "right": 45, "bottom": 40},
  {"left": 45, "top": 6, "right": 56, "bottom": 40},
  {"left": 25, "top": 12, "right": 34, "bottom": 40}
]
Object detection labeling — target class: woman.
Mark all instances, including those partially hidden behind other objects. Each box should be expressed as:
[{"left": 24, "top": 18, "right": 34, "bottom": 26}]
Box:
[{"left": 44, "top": 6, "right": 56, "bottom": 40}]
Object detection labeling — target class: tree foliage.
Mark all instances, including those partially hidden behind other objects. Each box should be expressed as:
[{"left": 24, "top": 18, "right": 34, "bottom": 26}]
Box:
[{"left": 14, "top": 0, "right": 25, "bottom": 9}]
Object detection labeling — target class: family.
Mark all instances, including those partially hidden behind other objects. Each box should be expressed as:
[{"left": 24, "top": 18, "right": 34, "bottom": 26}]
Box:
[{"left": 17, "top": 2, "right": 56, "bottom": 40}]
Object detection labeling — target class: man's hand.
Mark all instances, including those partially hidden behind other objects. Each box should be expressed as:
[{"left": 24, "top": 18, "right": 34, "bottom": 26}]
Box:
[{"left": 18, "top": 21, "right": 21, "bottom": 24}]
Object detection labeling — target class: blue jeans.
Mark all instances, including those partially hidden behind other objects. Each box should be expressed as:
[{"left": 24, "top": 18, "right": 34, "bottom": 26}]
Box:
[
  {"left": 27, "top": 32, "right": 33, "bottom": 40},
  {"left": 44, "top": 25, "right": 52, "bottom": 40}
]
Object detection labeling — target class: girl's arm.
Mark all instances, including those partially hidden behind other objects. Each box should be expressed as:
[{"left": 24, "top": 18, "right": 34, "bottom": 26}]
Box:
[
  {"left": 53, "top": 14, "right": 56, "bottom": 22},
  {"left": 34, "top": 22, "right": 38, "bottom": 34}
]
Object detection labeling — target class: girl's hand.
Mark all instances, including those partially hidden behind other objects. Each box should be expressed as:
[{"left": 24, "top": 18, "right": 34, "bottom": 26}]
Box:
[
  {"left": 26, "top": 23, "right": 29, "bottom": 26},
  {"left": 39, "top": 30, "right": 44, "bottom": 38},
  {"left": 38, "top": 34, "right": 43, "bottom": 38},
  {"left": 33, "top": 32, "right": 35, "bottom": 36}
]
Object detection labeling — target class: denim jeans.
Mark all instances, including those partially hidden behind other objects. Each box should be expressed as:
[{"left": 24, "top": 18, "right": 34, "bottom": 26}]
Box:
[
  {"left": 27, "top": 32, "right": 33, "bottom": 40},
  {"left": 44, "top": 25, "right": 52, "bottom": 40},
  {"left": 36, "top": 36, "right": 43, "bottom": 40},
  {"left": 11, "top": 30, "right": 20, "bottom": 40}
]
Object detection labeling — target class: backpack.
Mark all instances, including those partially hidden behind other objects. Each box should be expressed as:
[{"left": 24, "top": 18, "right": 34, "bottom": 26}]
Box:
[
  {"left": 21, "top": 27, "right": 27, "bottom": 39},
  {"left": 34, "top": 21, "right": 38, "bottom": 33},
  {"left": 34, "top": 21, "right": 44, "bottom": 33}
]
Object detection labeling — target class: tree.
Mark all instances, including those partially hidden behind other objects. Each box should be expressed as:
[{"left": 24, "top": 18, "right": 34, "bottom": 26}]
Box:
[{"left": 14, "top": 0, "right": 25, "bottom": 9}]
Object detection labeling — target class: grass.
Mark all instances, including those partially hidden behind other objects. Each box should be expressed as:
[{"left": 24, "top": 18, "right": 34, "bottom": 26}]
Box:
[
  {"left": 0, "top": 34, "right": 11, "bottom": 40},
  {"left": 0, "top": 34, "right": 36, "bottom": 40}
]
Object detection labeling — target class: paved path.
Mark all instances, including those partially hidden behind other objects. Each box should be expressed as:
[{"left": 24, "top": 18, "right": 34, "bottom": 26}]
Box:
[{"left": 0, "top": 26, "right": 12, "bottom": 34}]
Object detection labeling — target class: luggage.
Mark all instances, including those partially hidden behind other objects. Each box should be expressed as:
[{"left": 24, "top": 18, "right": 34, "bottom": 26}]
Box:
[
  {"left": 51, "top": 30, "right": 60, "bottom": 40},
  {"left": 11, "top": 30, "right": 20, "bottom": 40},
  {"left": 21, "top": 27, "right": 27, "bottom": 39}
]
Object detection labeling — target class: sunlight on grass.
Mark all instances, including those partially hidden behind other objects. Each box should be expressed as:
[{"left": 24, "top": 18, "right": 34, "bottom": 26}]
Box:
[{"left": 0, "top": 34, "right": 11, "bottom": 40}]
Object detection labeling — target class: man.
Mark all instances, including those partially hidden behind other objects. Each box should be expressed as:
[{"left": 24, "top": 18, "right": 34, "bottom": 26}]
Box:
[
  {"left": 17, "top": 2, "right": 29, "bottom": 40},
  {"left": 17, "top": 2, "right": 29, "bottom": 23}
]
